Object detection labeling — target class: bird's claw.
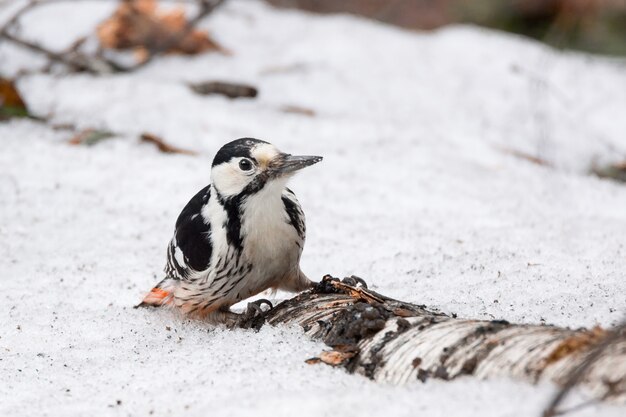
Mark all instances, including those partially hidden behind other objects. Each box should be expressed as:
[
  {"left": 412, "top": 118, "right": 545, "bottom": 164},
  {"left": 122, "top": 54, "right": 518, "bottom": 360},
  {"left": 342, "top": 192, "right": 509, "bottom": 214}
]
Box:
[
  {"left": 341, "top": 275, "right": 368, "bottom": 289},
  {"left": 246, "top": 299, "right": 273, "bottom": 316},
  {"left": 238, "top": 299, "right": 273, "bottom": 330},
  {"left": 313, "top": 275, "right": 369, "bottom": 294}
]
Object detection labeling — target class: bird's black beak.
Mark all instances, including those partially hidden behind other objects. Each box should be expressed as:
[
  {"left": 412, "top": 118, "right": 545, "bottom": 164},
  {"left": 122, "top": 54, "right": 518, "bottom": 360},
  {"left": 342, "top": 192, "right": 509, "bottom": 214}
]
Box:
[{"left": 273, "top": 154, "right": 323, "bottom": 176}]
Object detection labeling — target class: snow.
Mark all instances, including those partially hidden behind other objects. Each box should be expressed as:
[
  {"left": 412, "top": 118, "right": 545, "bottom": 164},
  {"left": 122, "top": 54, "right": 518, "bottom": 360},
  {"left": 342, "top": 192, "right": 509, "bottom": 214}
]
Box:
[{"left": 1, "top": 1, "right": 625, "bottom": 416}]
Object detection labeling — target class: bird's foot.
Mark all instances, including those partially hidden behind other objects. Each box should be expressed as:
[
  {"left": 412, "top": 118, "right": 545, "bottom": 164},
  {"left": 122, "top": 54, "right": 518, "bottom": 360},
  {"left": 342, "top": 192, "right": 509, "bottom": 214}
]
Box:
[
  {"left": 312, "top": 275, "right": 339, "bottom": 293},
  {"left": 237, "top": 299, "right": 273, "bottom": 330},
  {"left": 341, "top": 275, "right": 368, "bottom": 289},
  {"left": 313, "top": 275, "right": 369, "bottom": 294}
]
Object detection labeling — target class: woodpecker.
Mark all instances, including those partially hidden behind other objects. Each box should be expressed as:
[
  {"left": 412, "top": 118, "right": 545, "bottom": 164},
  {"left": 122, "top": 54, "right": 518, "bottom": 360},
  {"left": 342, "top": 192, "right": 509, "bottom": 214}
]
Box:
[{"left": 138, "top": 138, "right": 322, "bottom": 326}]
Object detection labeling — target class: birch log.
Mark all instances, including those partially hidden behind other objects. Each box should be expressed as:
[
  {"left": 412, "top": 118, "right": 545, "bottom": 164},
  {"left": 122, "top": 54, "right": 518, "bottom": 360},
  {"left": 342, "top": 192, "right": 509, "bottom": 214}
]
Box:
[{"left": 258, "top": 276, "right": 626, "bottom": 404}]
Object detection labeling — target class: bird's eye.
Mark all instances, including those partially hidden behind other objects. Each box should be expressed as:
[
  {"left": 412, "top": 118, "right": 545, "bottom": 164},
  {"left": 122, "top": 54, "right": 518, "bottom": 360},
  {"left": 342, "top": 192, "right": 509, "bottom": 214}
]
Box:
[{"left": 239, "top": 159, "right": 253, "bottom": 171}]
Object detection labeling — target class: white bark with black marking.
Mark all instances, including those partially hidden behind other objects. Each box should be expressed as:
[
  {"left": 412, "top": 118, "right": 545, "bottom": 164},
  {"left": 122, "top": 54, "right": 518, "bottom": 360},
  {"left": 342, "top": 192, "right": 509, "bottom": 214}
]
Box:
[{"left": 261, "top": 277, "right": 626, "bottom": 403}]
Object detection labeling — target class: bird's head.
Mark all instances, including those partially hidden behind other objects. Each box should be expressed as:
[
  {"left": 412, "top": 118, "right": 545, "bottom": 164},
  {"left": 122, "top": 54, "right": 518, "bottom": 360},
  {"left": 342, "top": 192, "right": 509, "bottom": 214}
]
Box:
[{"left": 210, "top": 138, "right": 322, "bottom": 198}]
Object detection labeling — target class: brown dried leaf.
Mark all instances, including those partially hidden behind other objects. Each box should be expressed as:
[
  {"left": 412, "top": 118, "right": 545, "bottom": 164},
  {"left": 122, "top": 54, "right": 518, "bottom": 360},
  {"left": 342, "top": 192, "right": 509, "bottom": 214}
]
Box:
[
  {"left": 141, "top": 133, "right": 197, "bottom": 155},
  {"left": 0, "top": 78, "right": 28, "bottom": 120},
  {"left": 177, "top": 29, "right": 225, "bottom": 55},
  {"left": 133, "top": 47, "right": 150, "bottom": 64},
  {"left": 319, "top": 349, "right": 357, "bottom": 366},
  {"left": 97, "top": 0, "right": 225, "bottom": 56}
]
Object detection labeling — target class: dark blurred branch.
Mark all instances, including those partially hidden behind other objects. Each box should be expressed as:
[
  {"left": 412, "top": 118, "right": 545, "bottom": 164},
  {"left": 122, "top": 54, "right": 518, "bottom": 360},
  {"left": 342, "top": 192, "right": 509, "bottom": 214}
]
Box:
[
  {"left": 0, "top": 0, "right": 123, "bottom": 73},
  {"left": 189, "top": 80, "right": 258, "bottom": 98},
  {"left": 543, "top": 317, "right": 626, "bottom": 417},
  {"left": 1, "top": 29, "right": 123, "bottom": 73},
  {"left": 0, "top": 0, "right": 225, "bottom": 74},
  {"left": 1, "top": 0, "right": 38, "bottom": 29}
]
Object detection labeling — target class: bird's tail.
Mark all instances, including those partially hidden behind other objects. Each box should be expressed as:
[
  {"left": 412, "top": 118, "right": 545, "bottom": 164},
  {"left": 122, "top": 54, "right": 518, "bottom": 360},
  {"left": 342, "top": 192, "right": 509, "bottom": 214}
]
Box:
[{"left": 134, "top": 278, "right": 176, "bottom": 309}]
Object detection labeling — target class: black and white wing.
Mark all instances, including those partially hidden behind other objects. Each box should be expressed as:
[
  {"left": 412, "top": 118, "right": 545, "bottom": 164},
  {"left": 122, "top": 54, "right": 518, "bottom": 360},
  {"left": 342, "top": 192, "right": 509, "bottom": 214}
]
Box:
[
  {"left": 164, "top": 185, "right": 213, "bottom": 281},
  {"left": 281, "top": 187, "right": 306, "bottom": 242}
]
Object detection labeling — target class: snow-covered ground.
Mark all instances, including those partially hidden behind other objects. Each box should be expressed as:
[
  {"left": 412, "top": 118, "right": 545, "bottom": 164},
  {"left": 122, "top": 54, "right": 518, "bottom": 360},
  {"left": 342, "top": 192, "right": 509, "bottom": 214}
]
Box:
[{"left": 1, "top": 1, "right": 625, "bottom": 416}]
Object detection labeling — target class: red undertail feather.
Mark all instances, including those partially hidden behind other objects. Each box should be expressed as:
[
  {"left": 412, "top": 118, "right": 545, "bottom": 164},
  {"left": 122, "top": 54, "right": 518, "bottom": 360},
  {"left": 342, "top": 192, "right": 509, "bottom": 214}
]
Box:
[{"left": 136, "top": 287, "right": 173, "bottom": 308}]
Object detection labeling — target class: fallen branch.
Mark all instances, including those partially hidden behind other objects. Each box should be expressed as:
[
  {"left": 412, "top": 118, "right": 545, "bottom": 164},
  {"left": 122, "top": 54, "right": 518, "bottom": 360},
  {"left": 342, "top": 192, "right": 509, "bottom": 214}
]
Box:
[{"left": 256, "top": 276, "right": 625, "bottom": 404}]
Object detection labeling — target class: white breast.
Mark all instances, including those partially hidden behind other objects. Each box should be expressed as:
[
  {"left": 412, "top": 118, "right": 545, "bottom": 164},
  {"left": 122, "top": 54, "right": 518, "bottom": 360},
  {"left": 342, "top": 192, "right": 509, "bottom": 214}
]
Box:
[{"left": 240, "top": 180, "right": 300, "bottom": 281}]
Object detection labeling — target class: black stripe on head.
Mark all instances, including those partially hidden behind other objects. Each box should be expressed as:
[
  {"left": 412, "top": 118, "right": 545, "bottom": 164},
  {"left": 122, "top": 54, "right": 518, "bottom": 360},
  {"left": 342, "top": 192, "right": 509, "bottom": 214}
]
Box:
[
  {"left": 211, "top": 138, "right": 269, "bottom": 167},
  {"left": 241, "top": 171, "right": 270, "bottom": 196}
]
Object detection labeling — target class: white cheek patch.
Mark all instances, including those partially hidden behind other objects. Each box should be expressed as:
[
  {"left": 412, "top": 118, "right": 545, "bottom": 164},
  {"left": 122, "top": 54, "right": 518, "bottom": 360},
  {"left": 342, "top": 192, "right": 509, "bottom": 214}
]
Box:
[
  {"left": 251, "top": 143, "right": 280, "bottom": 169},
  {"left": 211, "top": 162, "right": 253, "bottom": 196},
  {"left": 211, "top": 143, "right": 281, "bottom": 197}
]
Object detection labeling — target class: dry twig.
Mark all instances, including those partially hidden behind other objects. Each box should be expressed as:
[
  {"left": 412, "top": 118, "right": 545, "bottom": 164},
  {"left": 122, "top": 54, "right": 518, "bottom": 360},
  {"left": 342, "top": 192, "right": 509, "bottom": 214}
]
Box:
[
  {"left": 0, "top": 0, "right": 123, "bottom": 73},
  {"left": 140, "top": 132, "right": 197, "bottom": 155},
  {"left": 0, "top": 0, "right": 226, "bottom": 74}
]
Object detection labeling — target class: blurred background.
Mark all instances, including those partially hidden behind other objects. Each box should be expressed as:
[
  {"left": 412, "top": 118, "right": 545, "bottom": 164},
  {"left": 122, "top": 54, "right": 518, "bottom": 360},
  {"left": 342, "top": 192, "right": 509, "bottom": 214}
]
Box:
[
  {"left": 268, "top": 0, "right": 626, "bottom": 56},
  {"left": 2, "top": 0, "right": 625, "bottom": 177},
  {"left": 1, "top": 2, "right": 626, "bottom": 415}
]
